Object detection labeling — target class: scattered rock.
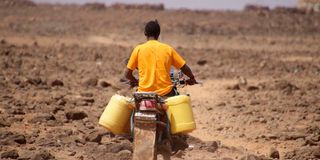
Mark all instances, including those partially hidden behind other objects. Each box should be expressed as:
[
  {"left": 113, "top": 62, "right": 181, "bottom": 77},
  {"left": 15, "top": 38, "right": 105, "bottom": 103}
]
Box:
[
  {"left": 249, "top": 100, "right": 260, "bottom": 105},
  {"left": 247, "top": 85, "right": 259, "bottom": 91},
  {"left": 205, "top": 141, "right": 219, "bottom": 153},
  {"left": 85, "top": 131, "right": 103, "bottom": 143},
  {"left": 83, "top": 98, "right": 95, "bottom": 103},
  {"left": 75, "top": 137, "right": 86, "bottom": 145},
  {"left": 222, "top": 158, "right": 234, "bottom": 160},
  {"left": 28, "top": 113, "right": 56, "bottom": 123},
  {"left": 313, "top": 149, "right": 320, "bottom": 158},
  {"left": 105, "top": 142, "right": 132, "bottom": 153},
  {"left": 99, "top": 80, "right": 111, "bottom": 88},
  {"left": 284, "top": 133, "right": 306, "bottom": 140},
  {"left": 80, "top": 92, "right": 94, "bottom": 97},
  {"left": 6, "top": 108, "right": 25, "bottom": 115},
  {"left": 57, "top": 99, "right": 66, "bottom": 106},
  {"left": 232, "top": 105, "right": 245, "bottom": 109},
  {"left": 66, "top": 151, "right": 76, "bottom": 156},
  {"left": 238, "top": 77, "right": 247, "bottom": 85},
  {"left": 26, "top": 77, "right": 42, "bottom": 85},
  {"left": 259, "top": 117, "right": 267, "bottom": 123},
  {"left": 12, "top": 134, "right": 27, "bottom": 144},
  {"left": 1, "top": 150, "right": 19, "bottom": 159},
  {"left": 274, "top": 80, "right": 299, "bottom": 94},
  {"left": 51, "top": 79, "right": 64, "bottom": 87},
  {"left": 83, "top": 77, "right": 98, "bottom": 87},
  {"left": 66, "top": 111, "right": 88, "bottom": 120},
  {"left": 197, "top": 60, "right": 207, "bottom": 66},
  {"left": 216, "top": 102, "right": 226, "bottom": 107},
  {"left": 284, "top": 146, "right": 320, "bottom": 159},
  {"left": 0, "top": 38, "right": 6, "bottom": 44},
  {"left": 117, "top": 150, "right": 132, "bottom": 160},
  {"left": 0, "top": 117, "right": 11, "bottom": 127},
  {"left": 226, "top": 84, "right": 240, "bottom": 90},
  {"left": 240, "top": 154, "right": 263, "bottom": 160},
  {"left": 31, "top": 150, "right": 55, "bottom": 160},
  {"left": 18, "top": 150, "right": 33, "bottom": 160},
  {"left": 269, "top": 147, "right": 280, "bottom": 159}
]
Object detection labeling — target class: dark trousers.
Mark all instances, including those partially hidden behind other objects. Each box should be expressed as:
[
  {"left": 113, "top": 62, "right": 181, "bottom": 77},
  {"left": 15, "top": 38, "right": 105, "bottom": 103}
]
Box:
[{"left": 163, "top": 87, "right": 179, "bottom": 97}]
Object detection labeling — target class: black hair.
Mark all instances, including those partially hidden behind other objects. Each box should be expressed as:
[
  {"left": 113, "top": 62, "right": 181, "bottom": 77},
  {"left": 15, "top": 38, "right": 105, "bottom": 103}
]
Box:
[{"left": 144, "top": 20, "right": 160, "bottom": 39}]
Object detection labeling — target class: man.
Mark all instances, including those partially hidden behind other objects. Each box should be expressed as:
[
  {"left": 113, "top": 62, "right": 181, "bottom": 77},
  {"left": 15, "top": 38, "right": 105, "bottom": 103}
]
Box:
[{"left": 125, "top": 20, "right": 196, "bottom": 97}]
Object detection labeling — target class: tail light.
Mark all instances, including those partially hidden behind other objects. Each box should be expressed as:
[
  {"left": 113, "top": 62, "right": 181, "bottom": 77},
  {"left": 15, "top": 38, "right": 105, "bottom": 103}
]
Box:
[{"left": 139, "top": 99, "right": 157, "bottom": 110}]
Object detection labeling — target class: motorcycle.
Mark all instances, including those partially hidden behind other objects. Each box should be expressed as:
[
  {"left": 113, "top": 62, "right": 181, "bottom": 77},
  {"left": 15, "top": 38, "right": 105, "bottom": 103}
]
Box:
[{"left": 129, "top": 71, "right": 199, "bottom": 160}]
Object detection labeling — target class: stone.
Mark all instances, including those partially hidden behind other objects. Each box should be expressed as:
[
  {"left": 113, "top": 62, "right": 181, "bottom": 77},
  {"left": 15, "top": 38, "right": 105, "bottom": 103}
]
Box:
[
  {"left": 66, "top": 111, "right": 88, "bottom": 120},
  {"left": 240, "top": 154, "right": 262, "bottom": 160},
  {"left": 18, "top": 150, "right": 33, "bottom": 160},
  {"left": 31, "top": 150, "right": 55, "bottom": 160},
  {"left": 0, "top": 38, "right": 6, "bottom": 44},
  {"left": 1, "top": 150, "right": 19, "bottom": 159},
  {"left": 313, "top": 148, "right": 320, "bottom": 158},
  {"left": 0, "top": 117, "right": 11, "bottom": 127},
  {"left": 205, "top": 141, "right": 219, "bottom": 153},
  {"left": 259, "top": 118, "right": 267, "bottom": 123},
  {"left": 232, "top": 105, "right": 245, "bottom": 109},
  {"left": 83, "top": 78, "right": 98, "bottom": 87},
  {"left": 226, "top": 84, "right": 240, "bottom": 90},
  {"left": 57, "top": 99, "right": 66, "bottom": 106},
  {"left": 105, "top": 142, "right": 132, "bottom": 153},
  {"left": 99, "top": 80, "right": 111, "bottom": 88},
  {"left": 117, "top": 150, "right": 132, "bottom": 159},
  {"left": 80, "top": 92, "right": 94, "bottom": 97},
  {"left": 12, "top": 134, "right": 27, "bottom": 144},
  {"left": 284, "top": 133, "right": 306, "bottom": 140},
  {"left": 250, "top": 100, "right": 260, "bottom": 105},
  {"left": 216, "top": 102, "right": 226, "bottom": 106},
  {"left": 197, "top": 60, "right": 207, "bottom": 66},
  {"left": 238, "top": 77, "right": 247, "bottom": 85},
  {"left": 247, "top": 85, "right": 259, "bottom": 91},
  {"left": 75, "top": 138, "right": 86, "bottom": 145},
  {"left": 28, "top": 113, "right": 56, "bottom": 123},
  {"left": 26, "top": 77, "right": 42, "bottom": 85},
  {"left": 83, "top": 98, "right": 95, "bottom": 103},
  {"left": 222, "top": 158, "right": 234, "bottom": 160},
  {"left": 269, "top": 147, "right": 280, "bottom": 159},
  {"left": 66, "top": 151, "right": 76, "bottom": 156},
  {"left": 51, "top": 79, "right": 64, "bottom": 87},
  {"left": 6, "top": 108, "right": 25, "bottom": 115},
  {"left": 85, "top": 131, "right": 103, "bottom": 143}
]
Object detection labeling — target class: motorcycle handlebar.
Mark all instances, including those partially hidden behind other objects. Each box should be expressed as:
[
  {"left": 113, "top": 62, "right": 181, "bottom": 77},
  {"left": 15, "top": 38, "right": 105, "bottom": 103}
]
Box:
[
  {"left": 122, "top": 78, "right": 202, "bottom": 87},
  {"left": 179, "top": 79, "right": 202, "bottom": 85}
]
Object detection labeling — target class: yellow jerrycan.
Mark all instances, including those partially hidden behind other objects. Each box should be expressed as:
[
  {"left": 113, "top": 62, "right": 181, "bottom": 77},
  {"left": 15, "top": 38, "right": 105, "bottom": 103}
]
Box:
[
  {"left": 166, "top": 95, "right": 196, "bottom": 134},
  {"left": 99, "top": 94, "right": 133, "bottom": 134}
]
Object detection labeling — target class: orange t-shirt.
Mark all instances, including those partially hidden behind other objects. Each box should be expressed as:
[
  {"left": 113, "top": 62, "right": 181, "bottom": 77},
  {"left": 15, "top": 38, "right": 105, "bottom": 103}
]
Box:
[{"left": 127, "top": 40, "right": 186, "bottom": 96}]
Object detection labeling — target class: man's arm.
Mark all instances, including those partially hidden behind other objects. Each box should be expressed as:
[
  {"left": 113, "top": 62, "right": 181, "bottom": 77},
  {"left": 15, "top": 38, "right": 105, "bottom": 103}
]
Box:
[
  {"left": 180, "top": 64, "right": 197, "bottom": 85},
  {"left": 125, "top": 68, "right": 138, "bottom": 87}
]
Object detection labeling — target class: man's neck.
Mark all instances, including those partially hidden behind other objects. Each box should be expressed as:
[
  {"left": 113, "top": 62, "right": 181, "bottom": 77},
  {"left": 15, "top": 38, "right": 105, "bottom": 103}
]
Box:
[{"left": 147, "top": 37, "right": 157, "bottom": 41}]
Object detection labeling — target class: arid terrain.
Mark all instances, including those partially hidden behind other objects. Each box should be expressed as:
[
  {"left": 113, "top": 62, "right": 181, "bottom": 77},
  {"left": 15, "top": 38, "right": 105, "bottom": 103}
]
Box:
[{"left": 0, "top": 1, "right": 320, "bottom": 160}]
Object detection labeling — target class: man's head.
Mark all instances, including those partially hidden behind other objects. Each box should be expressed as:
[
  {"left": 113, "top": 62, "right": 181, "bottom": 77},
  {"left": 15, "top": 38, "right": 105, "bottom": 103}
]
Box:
[{"left": 144, "top": 20, "right": 160, "bottom": 40}]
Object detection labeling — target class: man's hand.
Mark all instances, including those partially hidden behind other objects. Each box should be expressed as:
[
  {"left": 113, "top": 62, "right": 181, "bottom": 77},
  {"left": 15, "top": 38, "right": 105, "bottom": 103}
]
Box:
[
  {"left": 186, "top": 77, "right": 197, "bottom": 85},
  {"left": 129, "top": 79, "right": 139, "bottom": 88},
  {"left": 125, "top": 68, "right": 138, "bottom": 88},
  {"left": 180, "top": 64, "right": 197, "bottom": 85}
]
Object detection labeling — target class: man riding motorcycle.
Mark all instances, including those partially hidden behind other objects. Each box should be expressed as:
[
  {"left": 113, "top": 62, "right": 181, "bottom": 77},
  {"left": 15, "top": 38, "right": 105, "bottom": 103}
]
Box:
[{"left": 125, "top": 20, "right": 197, "bottom": 97}]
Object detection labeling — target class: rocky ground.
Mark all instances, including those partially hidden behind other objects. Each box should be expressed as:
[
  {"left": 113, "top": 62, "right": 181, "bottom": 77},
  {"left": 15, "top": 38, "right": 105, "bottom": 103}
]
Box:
[{"left": 0, "top": 1, "right": 320, "bottom": 160}]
